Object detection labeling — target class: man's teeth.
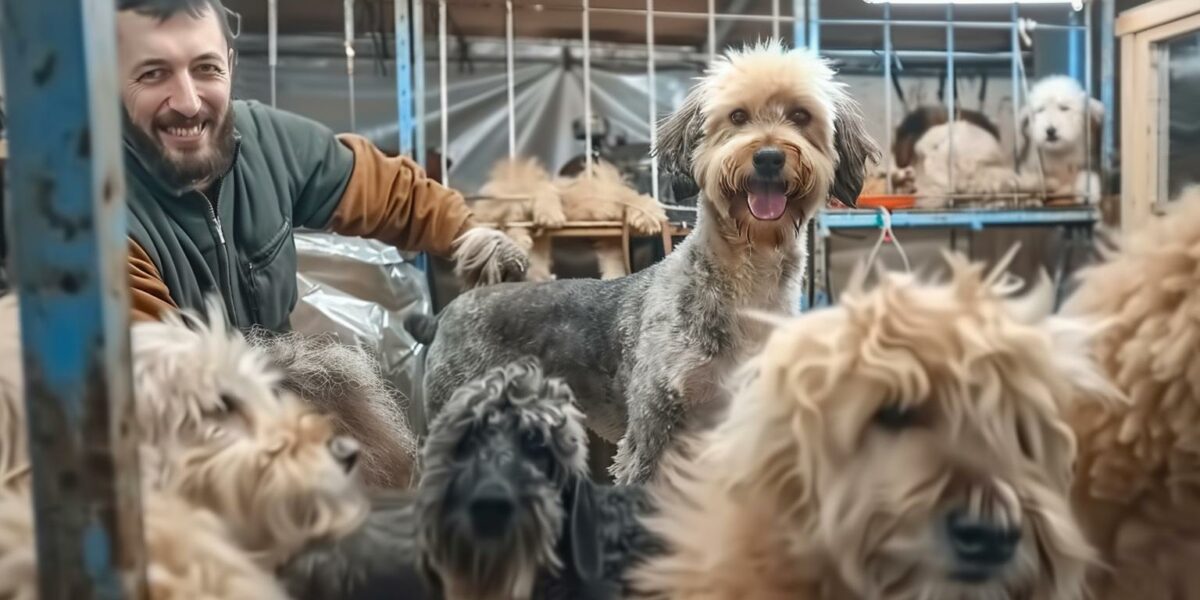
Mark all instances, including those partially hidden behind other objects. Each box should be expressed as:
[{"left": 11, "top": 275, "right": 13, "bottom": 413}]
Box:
[{"left": 165, "top": 124, "right": 204, "bottom": 137}]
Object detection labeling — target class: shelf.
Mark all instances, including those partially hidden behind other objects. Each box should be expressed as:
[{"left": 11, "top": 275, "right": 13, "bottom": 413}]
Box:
[{"left": 817, "top": 206, "right": 1100, "bottom": 232}]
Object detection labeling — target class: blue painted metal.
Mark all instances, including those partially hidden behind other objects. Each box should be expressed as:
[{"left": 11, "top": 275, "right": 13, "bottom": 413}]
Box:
[
  {"left": 0, "top": 0, "right": 145, "bottom": 597},
  {"left": 816, "top": 18, "right": 1086, "bottom": 31},
  {"left": 395, "top": 0, "right": 414, "bottom": 155},
  {"left": 1067, "top": 8, "right": 1085, "bottom": 85},
  {"left": 807, "top": 0, "right": 819, "bottom": 51},
  {"left": 1099, "top": 0, "right": 1115, "bottom": 180},
  {"left": 822, "top": 208, "right": 1099, "bottom": 230},
  {"left": 794, "top": 0, "right": 805, "bottom": 49}
]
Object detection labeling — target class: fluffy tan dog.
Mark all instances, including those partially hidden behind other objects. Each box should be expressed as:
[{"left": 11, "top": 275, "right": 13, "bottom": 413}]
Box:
[
  {"left": 630, "top": 252, "right": 1119, "bottom": 600},
  {"left": 1061, "top": 186, "right": 1200, "bottom": 598},
  {"left": 474, "top": 157, "right": 565, "bottom": 281},
  {"left": 0, "top": 485, "right": 291, "bottom": 600},
  {"left": 552, "top": 160, "right": 668, "bottom": 279}
]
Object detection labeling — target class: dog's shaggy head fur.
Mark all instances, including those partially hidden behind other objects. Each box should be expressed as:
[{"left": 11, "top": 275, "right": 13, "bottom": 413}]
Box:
[
  {"left": 1021, "top": 76, "right": 1103, "bottom": 161},
  {"left": 163, "top": 388, "right": 369, "bottom": 568},
  {"left": 417, "top": 357, "right": 591, "bottom": 600},
  {"left": 893, "top": 105, "right": 1001, "bottom": 170},
  {"left": 1062, "top": 186, "right": 1200, "bottom": 597},
  {"left": 655, "top": 39, "right": 877, "bottom": 244},
  {"left": 245, "top": 329, "right": 419, "bottom": 489},
  {"left": 632, "top": 252, "right": 1121, "bottom": 600}
]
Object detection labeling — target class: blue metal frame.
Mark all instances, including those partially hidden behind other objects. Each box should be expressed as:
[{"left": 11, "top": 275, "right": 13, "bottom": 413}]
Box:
[
  {"left": 396, "top": 0, "right": 415, "bottom": 156},
  {"left": 0, "top": 0, "right": 145, "bottom": 597},
  {"left": 819, "top": 207, "right": 1097, "bottom": 232}
]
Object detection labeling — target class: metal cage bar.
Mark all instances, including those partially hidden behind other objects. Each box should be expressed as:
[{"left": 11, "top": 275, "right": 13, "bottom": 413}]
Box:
[
  {"left": 583, "top": 0, "right": 593, "bottom": 174},
  {"left": 883, "top": 2, "right": 894, "bottom": 193},
  {"left": 396, "top": 0, "right": 415, "bottom": 155},
  {"left": 438, "top": 0, "right": 449, "bottom": 184},
  {"left": 506, "top": 0, "right": 517, "bottom": 158},
  {"left": 269, "top": 0, "right": 278, "bottom": 106},
  {"left": 647, "top": 0, "right": 660, "bottom": 201},
  {"left": 415, "top": 0, "right": 427, "bottom": 165},
  {"left": 945, "top": 3, "right": 955, "bottom": 192},
  {"left": 344, "top": 0, "right": 358, "bottom": 131},
  {"left": 0, "top": 0, "right": 147, "bottom": 596}
]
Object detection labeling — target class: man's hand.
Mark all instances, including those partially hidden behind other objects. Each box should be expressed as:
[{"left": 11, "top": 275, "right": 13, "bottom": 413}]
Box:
[{"left": 451, "top": 228, "right": 530, "bottom": 289}]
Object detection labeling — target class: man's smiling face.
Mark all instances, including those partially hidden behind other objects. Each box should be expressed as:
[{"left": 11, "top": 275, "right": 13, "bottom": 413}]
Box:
[{"left": 117, "top": 4, "right": 235, "bottom": 190}]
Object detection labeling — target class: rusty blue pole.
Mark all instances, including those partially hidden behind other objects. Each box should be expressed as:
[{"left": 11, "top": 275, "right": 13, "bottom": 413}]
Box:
[{"left": 0, "top": 0, "right": 146, "bottom": 598}]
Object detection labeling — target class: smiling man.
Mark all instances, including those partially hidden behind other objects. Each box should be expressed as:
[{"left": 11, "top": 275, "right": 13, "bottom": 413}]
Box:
[{"left": 116, "top": 0, "right": 525, "bottom": 332}]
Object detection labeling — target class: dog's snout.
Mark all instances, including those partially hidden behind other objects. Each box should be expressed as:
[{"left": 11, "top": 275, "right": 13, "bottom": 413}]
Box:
[
  {"left": 469, "top": 480, "right": 517, "bottom": 537},
  {"left": 1045, "top": 126, "right": 1058, "bottom": 141},
  {"left": 752, "top": 146, "right": 786, "bottom": 177},
  {"left": 328, "top": 436, "right": 360, "bottom": 473},
  {"left": 946, "top": 510, "right": 1021, "bottom": 571}
]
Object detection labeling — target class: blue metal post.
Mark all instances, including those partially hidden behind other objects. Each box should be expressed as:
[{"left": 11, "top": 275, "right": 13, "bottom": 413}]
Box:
[
  {"left": 1099, "top": 0, "right": 1115, "bottom": 184},
  {"left": 807, "top": 0, "right": 820, "bottom": 52},
  {"left": 1067, "top": 7, "right": 1085, "bottom": 85},
  {"left": 793, "top": 0, "right": 806, "bottom": 49},
  {"left": 414, "top": 0, "right": 427, "bottom": 166},
  {"left": 395, "top": 0, "right": 414, "bottom": 155},
  {"left": 0, "top": 0, "right": 146, "bottom": 597},
  {"left": 1011, "top": 3, "right": 1022, "bottom": 168},
  {"left": 805, "top": 0, "right": 825, "bottom": 310}
]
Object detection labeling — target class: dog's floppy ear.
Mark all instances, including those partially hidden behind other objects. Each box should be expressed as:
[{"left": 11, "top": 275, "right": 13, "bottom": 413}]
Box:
[
  {"left": 1086, "top": 97, "right": 1105, "bottom": 127},
  {"left": 1016, "top": 108, "right": 1033, "bottom": 169},
  {"left": 829, "top": 93, "right": 881, "bottom": 208},
  {"left": 568, "top": 477, "right": 605, "bottom": 585},
  {"left": 653, "top": 85, "right": 706, "bottom": 177}
]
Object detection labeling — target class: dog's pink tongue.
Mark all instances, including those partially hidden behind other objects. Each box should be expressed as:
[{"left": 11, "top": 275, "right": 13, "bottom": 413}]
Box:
[{"left": 747, "top": 191, "right": 788, "bottom": 221}]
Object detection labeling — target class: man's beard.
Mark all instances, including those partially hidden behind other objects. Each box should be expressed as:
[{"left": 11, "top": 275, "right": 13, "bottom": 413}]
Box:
[{"left": 123, "top": 102, "right": 236, "bottom": 193}]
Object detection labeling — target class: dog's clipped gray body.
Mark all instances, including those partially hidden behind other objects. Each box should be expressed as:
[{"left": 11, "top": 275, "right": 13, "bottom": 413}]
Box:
[
  {"left": 423, "top": 224, "right": 803, "bottom": 485},
  {"left": 418, "top": 41, "right": 878, "bottom": 485}
]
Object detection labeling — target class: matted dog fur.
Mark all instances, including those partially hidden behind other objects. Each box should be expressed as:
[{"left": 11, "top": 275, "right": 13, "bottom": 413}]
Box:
[
  {"left": 246, "top": 328, "right": 419, "bottom": 489},
  {"left": 413, "top": 39, "right": 878, "bottom": 485},
  {"left": 475, "top": 157, "right": 566, "bottom": 282},
  {"left": 913, "top": 120, "right": 1023, "bottom": 208},
  {"left": 1062, "top": 186, "right": 1200, "bottom": 599},
  {"left": 630, "top": 252, "right": 1120, "bottom": 600}
]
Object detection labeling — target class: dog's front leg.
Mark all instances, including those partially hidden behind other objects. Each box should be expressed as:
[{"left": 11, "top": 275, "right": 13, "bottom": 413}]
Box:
[{"left": 609, "top": 383, "right": 686, "bottom": 485}]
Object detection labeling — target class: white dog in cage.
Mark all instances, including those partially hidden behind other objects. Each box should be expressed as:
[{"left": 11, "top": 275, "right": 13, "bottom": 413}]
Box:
[
  {"left": 912, "top": 119, "right": 1022, "bottom": 208},
  {"left": 1019, "top": 75, "right": 1104, "bottom": 205}
]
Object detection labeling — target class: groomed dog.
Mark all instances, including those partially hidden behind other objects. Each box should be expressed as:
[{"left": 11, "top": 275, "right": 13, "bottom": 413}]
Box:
[
  {"left": 1018, "top": 76, "right": 1104, "bottom": 205},
  {"left": 552, "top": 159, "right": 668, "bottom": 280},
  {"left": 913, "top": 120, "right": 1023, "bottom": 208},
  {"left": 630, "top": 252, "right": 1121, "bottom": 600},
  {"left": 1062, "top": 186, "right": 1200, "bottom": 599},
  {"left": 411, "top": 39, "right": 877, "bottom": 485},
  {"left": 418, "top": 357, "right": 655, "bottom": 599}
]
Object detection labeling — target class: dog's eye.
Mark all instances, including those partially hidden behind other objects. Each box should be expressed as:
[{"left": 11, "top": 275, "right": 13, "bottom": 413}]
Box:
[
  {"left": 218, "top": 393, "right": 237, "bottom": 412},
  {"left": 730, "top": 109, "right": 749, "bottom": 126},
  {"left": 787, "top": 108, "right": 812, "bottom": 127},
  {"left": 873, "top": 403, "right": 921, "bottom": 431},
  {"left": 1059, "top": 104, "right": 1070, "bottom": 112}
]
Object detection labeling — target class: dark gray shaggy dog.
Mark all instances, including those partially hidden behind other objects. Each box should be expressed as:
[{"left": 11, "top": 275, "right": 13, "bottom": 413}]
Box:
[
  {"left": 420, "top": 357, "right": 655, "bottom": 600},
  {"left": 278, "top": 358, "right": 656, "bottom": 600},
  {"left": 246, "top": 329, "right": 419, "bottom": 489},
  {"left": 408, "top": 40, "right": 879, "bottom": 484}
]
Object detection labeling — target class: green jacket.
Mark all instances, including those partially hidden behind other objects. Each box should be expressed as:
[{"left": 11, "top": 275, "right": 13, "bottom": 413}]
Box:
[{"left": 125, "top": 100, "right": 474, "bottom": 332}]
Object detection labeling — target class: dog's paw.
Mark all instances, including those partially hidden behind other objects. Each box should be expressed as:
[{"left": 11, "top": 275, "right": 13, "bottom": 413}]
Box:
[
  {"left": 624, "top": 195, "right": 667, "bottom": 235},
  {"left": 532, "top": 194, "right": 568, "bottom": 228},
  {"left": 452, "top": 228, "right": 530, "bottom": 288}
]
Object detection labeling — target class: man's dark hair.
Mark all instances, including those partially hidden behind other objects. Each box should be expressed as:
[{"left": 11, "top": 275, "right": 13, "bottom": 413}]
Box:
[{"left": 117, "top": 0, "right": 239, "bottom": 52}]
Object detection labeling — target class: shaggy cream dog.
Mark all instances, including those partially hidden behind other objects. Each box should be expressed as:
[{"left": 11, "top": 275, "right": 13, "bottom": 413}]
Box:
[
  {"left": 1018, "top": 76, "right": 1104, "bottom": 205},
  {"left": 0, "top": 485, "right": 291, "bottom": 600},
  {"left": 913, "top": 120, "right": 1023, "bottom": 208},
  {"left": 474, "top": 157, "right": 566, "bottom": 282},
  {"left": 0, "top": 296, "right": 370, "bottom": 595},
  {"left": 1062, "top": 186, "right": 1200, "bottom": 599},
  {"left": 552, "top": 159, "right": 668, "bottom": 279},
  {"left": 630, "top": 252, "right": 1119, "bottom": 599}
]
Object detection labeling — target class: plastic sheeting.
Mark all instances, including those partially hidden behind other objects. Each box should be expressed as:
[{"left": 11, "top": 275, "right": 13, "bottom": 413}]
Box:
[{"left": 289, "top": 232, "right": 430, "bottom": 429}]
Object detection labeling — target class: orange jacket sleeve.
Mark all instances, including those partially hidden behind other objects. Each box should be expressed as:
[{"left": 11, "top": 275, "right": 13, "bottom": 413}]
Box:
[
  {"left": 326, "top": 134, "right": 476, "bottom": 257},
  {"left": 128, "top": 238, "right": 177, "bottom": 322}
]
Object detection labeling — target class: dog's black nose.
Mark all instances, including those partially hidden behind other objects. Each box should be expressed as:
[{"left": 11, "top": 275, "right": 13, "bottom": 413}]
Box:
[
  {"left": 753, "top": 146, "right": 786, "bottom": 177},
  {"left": 328, "top": 436, "right": 360, "bottom": 473},
  {"left": 946, "top": 511, "right": 1021, "bottom": 570},
  {"left": 469, "top": 481, "right": 516, "bottom": 537},
  {"left": 1045, "top": 126, "right": 1058, "bottom": 140}
]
